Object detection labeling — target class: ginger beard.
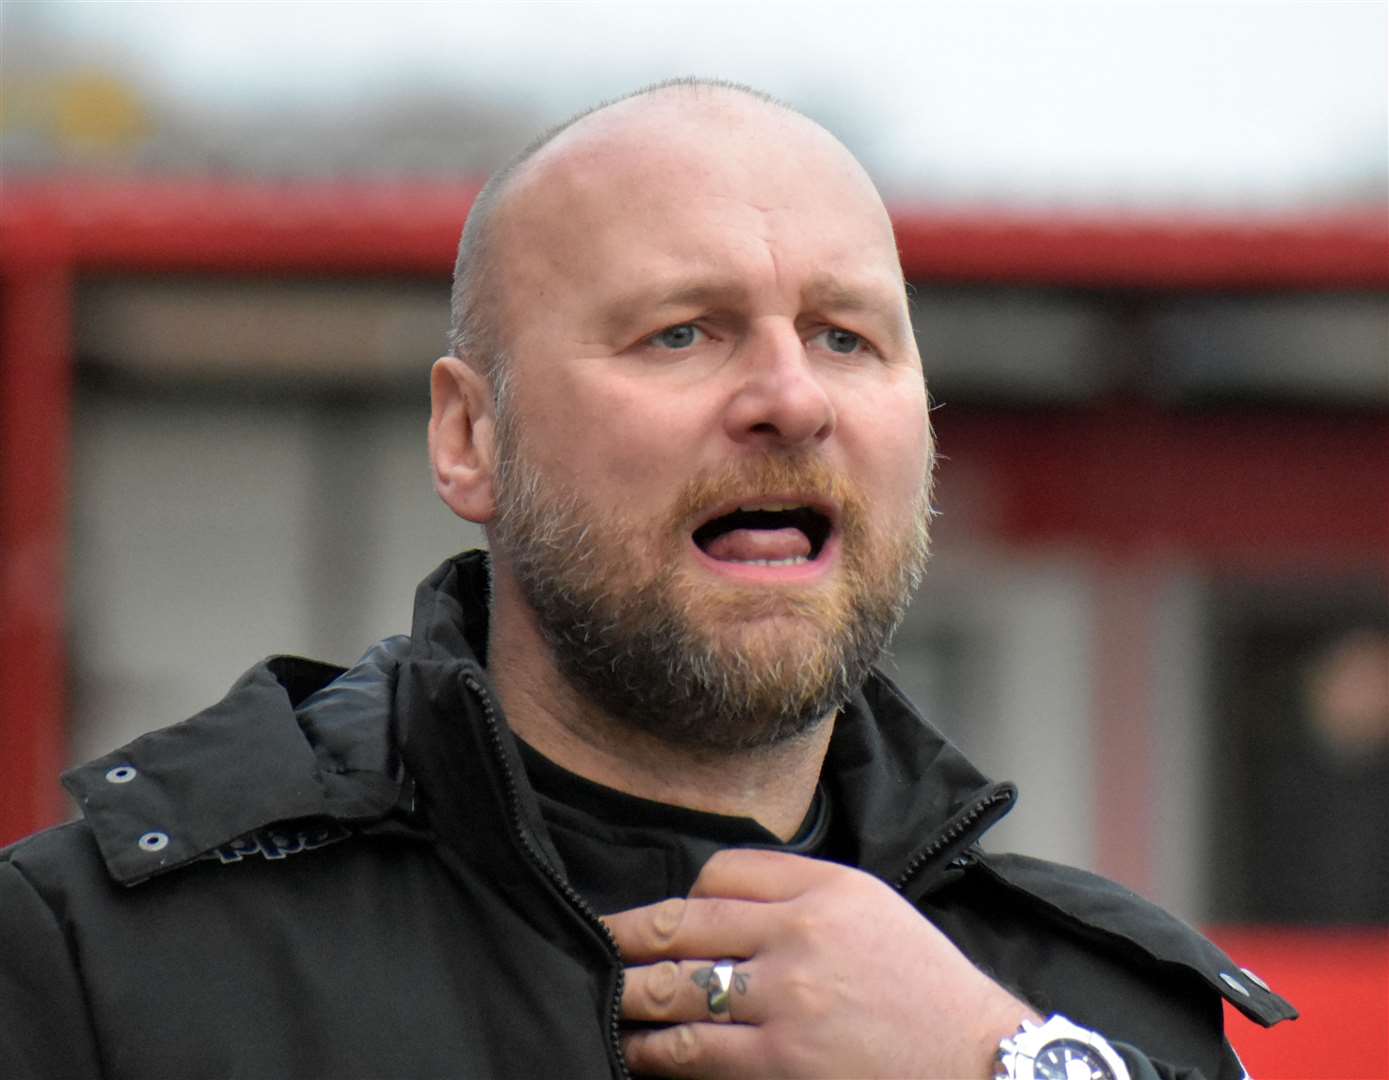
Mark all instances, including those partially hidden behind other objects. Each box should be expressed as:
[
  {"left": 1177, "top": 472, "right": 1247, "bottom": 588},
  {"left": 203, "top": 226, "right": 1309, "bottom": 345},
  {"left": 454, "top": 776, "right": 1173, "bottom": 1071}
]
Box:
[{"left": 489, "top": 400, "right": 934, "bottom": 753}]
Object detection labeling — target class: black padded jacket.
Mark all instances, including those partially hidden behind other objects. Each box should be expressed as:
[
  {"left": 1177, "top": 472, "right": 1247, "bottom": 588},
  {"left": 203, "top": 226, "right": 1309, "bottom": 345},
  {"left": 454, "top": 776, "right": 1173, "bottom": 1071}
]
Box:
[{"left": 0, "top": 551, "right": 1295, "bottom": 1079}]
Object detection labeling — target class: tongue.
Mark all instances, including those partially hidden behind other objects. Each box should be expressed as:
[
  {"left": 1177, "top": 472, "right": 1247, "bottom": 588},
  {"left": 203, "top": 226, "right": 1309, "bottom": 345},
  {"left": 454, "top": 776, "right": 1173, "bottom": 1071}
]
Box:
[{"left": 704, "top": 526, "right": 812, "bottom": 563}]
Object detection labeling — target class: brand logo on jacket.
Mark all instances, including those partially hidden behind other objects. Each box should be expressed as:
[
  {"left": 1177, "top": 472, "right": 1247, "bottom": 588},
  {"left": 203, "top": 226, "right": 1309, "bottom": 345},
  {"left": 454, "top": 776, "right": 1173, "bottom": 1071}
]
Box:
[{"left": 198, "top": 821, "right": 351, "bottom": 865}]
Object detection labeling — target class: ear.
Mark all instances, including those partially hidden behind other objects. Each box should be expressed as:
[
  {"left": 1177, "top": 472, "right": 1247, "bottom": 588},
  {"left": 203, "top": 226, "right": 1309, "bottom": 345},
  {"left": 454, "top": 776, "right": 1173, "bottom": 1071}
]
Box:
[{"left": 429, "top": 355, "right": 498, "bottom": 524}]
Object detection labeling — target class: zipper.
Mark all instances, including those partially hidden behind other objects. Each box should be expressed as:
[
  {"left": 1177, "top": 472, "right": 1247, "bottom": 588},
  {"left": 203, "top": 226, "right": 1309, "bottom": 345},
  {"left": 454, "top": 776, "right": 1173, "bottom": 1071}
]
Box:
[
  {"left": 462, "top": 670, "right": 632, "bottom": 1080},
  {"left": 893, "top": 784, "right": 1015, "bottom": 893}
]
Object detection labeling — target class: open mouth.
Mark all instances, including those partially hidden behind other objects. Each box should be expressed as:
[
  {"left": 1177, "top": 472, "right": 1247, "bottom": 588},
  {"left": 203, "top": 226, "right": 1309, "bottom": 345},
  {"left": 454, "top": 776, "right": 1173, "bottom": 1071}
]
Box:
[{"left": 692, "top": 502, "right": 835, "bottom": 566}]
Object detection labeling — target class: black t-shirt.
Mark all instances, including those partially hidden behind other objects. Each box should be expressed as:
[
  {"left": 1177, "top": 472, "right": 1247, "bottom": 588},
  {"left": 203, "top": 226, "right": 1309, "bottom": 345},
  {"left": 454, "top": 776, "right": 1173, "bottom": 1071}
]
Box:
[{"left": 516, "top": 737, "right": 836, "bottom": 915}]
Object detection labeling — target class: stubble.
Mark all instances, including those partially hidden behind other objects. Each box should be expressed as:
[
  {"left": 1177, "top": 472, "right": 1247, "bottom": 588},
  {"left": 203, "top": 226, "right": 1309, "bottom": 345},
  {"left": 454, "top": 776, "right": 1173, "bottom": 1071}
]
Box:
[{"left": 489, "top": 404, "right": 933, "bottom": 752}]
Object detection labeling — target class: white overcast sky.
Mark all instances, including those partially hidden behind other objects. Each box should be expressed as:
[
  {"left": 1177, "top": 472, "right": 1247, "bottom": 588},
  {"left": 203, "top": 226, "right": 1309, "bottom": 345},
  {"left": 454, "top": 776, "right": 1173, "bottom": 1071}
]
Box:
[{"left": 8, "top": 0, "right": 1387, "bottom": 208}]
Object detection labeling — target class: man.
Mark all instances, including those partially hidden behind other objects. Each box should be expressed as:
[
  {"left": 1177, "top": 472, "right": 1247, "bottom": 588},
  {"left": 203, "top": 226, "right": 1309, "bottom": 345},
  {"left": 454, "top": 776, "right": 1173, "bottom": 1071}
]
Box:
[{"left": 1, "top": 80, "right": 1292, "bottom": 1078}]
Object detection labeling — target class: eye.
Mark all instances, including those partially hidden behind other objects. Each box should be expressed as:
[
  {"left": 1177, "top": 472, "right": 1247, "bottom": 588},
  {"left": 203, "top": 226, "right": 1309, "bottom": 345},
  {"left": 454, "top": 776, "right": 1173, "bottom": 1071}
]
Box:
[
  {"left": 816, "top": 327, "right": 868, "bottom": 355},
  {"left": 649, "top": 324, "right": 705, "bottom": 350}
]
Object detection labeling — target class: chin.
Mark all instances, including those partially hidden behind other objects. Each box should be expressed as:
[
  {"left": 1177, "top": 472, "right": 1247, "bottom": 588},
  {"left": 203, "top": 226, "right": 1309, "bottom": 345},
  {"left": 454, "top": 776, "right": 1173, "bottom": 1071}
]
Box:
[{"left": 702, "top": 610, "right": 844, "bottom": 664}]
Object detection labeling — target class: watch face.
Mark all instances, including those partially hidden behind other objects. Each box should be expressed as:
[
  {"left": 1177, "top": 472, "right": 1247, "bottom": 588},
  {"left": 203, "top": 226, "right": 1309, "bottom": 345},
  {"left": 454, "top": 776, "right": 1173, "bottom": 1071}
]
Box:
[{"left": 1033, "top": 1038, "right": 1118, "bottom": 1080}]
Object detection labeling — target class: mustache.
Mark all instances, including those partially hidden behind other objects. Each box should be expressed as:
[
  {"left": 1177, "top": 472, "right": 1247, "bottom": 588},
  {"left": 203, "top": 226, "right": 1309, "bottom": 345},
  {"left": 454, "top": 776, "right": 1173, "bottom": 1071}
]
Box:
[{"left": 666, "top": 453, "right": 865, "bottom": 532}]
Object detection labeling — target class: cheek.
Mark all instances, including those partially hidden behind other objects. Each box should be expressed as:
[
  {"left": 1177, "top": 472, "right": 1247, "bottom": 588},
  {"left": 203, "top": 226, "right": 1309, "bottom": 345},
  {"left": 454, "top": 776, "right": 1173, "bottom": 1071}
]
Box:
[
  {"left": 524, "top": 368, "right": 703, "bottom": 491},
  {"left": 610, "top": 398, "right": 707, "bottom": 492},
  {"left": 880, "top": 437, "right": 933, "bottom": 520},
  {"left": 846, "top": 382, "right": 931, "bottom": 496}
]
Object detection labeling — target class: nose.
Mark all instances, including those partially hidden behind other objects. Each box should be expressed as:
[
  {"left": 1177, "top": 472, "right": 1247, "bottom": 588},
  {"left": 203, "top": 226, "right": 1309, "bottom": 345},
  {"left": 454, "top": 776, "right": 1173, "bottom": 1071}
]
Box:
[{"left": 722, "top": 323, "right": 836, "bottom": 448}]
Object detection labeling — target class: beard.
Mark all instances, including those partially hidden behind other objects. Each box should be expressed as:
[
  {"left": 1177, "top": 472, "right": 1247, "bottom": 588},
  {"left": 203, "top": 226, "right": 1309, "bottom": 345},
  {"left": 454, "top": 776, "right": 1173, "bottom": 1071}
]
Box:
[{"left": 488, "top": 405, "right": 933, "bottom": 754}]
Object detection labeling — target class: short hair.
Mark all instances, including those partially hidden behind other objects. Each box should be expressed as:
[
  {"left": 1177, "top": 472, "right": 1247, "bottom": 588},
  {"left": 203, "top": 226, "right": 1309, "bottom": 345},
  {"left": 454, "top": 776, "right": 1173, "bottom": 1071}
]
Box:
[{"left": 446, "top": 78, "right": 792, "bottom": 392}]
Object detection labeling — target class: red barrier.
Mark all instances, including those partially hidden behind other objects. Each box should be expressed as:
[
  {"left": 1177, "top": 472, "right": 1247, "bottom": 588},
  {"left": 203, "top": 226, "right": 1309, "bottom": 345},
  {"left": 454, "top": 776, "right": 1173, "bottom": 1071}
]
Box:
[{"left": 1208, "top": 926, "right": 1389, "bottom": 1080}]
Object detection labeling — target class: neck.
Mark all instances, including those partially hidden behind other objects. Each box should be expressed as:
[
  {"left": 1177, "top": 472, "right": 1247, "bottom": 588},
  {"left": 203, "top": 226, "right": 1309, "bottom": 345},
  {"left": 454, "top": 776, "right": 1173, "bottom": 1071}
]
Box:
[{"left": 486, "top": 568, "right": 832, "bottom": 842}]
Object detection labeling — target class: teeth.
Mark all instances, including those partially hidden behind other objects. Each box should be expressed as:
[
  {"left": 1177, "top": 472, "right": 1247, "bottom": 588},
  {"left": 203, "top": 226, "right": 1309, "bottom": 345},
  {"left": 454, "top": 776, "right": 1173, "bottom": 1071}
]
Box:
[
  {"left": 737, "top": 502, "right": 802, "bottom": 513},
  {"left": 730, "top": 557, "right": 810, "bottom": 567}
]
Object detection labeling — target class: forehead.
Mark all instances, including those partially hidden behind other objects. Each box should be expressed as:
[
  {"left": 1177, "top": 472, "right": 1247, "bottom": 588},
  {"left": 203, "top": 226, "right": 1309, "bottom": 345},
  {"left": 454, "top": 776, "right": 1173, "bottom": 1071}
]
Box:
[{"left": 491, "top": 93, "right": 903, "bottom": 326}]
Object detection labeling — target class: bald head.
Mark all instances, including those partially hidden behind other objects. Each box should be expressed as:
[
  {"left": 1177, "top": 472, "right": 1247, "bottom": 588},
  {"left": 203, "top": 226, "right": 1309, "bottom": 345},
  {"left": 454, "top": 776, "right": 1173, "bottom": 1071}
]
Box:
[{"left": 446, "top": 79, "right": 896, "bottom": 389}]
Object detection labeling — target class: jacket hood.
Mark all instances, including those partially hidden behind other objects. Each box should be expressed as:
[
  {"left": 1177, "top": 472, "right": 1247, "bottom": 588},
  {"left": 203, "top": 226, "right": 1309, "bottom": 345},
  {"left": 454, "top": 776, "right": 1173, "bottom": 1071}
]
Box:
[{"left": 61, "top": 648, "right": 405, "bottom": 885}]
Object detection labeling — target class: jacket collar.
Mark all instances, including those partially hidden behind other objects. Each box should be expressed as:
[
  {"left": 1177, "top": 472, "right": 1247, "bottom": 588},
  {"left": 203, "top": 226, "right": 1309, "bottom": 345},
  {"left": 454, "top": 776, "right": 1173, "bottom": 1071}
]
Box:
[
  {"left": 396, "top": 550, "right": 1014, "bottom": 889},
  {"left": 66, "top": 549, "right": 1012, "bottom": 890},
  {"left": 392, "top": 553, "right": 571, "bottom": 881}
]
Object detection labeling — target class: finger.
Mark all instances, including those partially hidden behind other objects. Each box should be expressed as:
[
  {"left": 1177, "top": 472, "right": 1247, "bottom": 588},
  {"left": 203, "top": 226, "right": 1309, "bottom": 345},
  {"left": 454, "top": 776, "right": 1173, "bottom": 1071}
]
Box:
[
  {"left": 689, "top": 847, "right": 842, "bottom": 902},
  {"left": 621, "top": 959, "right": 763, "bottom": 1025},
  {"left": 622, "top": 1022, "right": 770, "bottom": 1080},
  {"left": 603, "top": 895, "right": 769, "bottom": 964}
]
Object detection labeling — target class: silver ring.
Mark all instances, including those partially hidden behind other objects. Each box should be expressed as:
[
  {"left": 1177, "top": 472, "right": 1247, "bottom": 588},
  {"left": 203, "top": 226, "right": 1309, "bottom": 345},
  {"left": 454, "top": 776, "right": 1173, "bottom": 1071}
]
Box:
[{"left": 707, "top": 959, "right": 736, "bottom": 1020}]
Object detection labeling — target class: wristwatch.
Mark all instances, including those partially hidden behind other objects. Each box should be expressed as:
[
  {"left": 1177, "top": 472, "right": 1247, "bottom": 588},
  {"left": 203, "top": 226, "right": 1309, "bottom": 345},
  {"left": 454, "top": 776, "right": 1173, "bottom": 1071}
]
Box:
[{"left": 994, "top": 1015, "right": 1131, "bottom": 1080}]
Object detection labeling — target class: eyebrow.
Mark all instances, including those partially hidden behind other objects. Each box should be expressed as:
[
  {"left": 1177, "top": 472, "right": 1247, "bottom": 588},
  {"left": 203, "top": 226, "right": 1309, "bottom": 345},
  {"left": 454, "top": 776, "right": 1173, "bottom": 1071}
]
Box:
[
  {"left": 800, "top": 272, "right": 904, "bottom": 319},
  {"left": 597, "top": 280, "right": 751, "bottom": 338}
]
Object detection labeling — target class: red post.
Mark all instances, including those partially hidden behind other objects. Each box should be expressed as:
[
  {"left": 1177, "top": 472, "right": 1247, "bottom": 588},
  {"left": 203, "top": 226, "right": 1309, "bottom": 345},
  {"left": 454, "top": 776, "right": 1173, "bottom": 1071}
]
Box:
[{"left": 0, "top": 257, "right": 73, "bottom": 845}]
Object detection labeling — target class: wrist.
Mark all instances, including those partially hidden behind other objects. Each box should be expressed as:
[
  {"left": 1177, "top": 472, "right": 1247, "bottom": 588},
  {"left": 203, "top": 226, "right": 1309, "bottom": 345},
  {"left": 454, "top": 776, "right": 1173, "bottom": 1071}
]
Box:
[{"left": 967, "top": 991, "right": 1044, "bottom": 1079}]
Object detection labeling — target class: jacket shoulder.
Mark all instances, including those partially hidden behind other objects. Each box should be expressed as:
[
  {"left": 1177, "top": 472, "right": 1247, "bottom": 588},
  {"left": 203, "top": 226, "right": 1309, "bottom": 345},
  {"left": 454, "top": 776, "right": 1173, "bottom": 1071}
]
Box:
[
  {"left": 1, "top": 818, "right": 107, "bottom": 888},
  {"left": 0, "top": 825, "right": 108, "bottom": 1079},
  {"left": 977, "top": 851, "right": 1297, "bottom": 1028}
]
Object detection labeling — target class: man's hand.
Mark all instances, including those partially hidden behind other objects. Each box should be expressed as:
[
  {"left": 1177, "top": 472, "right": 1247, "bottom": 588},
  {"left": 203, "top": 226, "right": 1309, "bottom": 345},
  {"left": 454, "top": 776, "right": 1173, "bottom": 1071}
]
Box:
[{"left": 602, "top": 849, "right": 1038, "bottom": 1079}]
